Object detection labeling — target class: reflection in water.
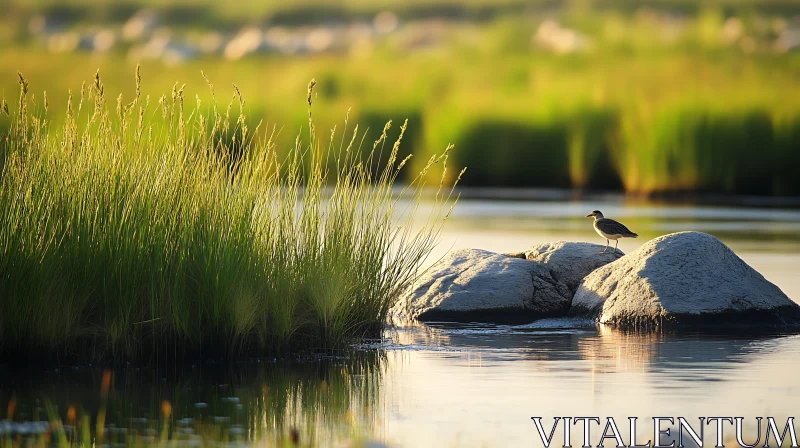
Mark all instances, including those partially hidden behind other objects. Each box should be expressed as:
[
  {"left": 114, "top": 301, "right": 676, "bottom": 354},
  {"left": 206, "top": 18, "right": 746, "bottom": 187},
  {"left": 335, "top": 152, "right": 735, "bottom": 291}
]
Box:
[
  {"left": 249, "top": 352, "right": 385, "bottom": 444},
  {"left": 578, "top": 325, "right": 662, "bottom": 374},
  {"left": 0, "top": 351, "right": 385, "bottom": 446},
  {"left": 2, "top": 324, "right": 800, "bottom": 446},
  {"left": 378, "top": 322, "right": 800, "bottom": 446}
]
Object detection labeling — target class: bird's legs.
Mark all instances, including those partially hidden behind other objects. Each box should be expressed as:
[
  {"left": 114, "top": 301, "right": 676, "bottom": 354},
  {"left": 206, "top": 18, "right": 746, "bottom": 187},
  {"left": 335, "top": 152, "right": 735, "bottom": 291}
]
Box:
[
  {"left": 613, "top": 239, "right": 619, "bottom": 254},
  {"left": 598, "top": 239, "right": 609, "bottom": 254}
]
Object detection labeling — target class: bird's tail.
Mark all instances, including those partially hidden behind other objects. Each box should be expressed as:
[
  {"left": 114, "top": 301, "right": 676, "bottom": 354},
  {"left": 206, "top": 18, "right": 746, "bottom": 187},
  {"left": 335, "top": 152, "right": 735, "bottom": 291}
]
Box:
[{"left": 629, "top": 232, "right": 639, "bottom": 238}]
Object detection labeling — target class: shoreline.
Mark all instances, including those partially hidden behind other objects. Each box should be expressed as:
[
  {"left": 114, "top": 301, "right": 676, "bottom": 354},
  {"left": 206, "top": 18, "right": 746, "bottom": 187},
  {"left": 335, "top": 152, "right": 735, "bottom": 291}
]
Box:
[{"left": 451, "top": 187, "right": 800, "bottom": 208}]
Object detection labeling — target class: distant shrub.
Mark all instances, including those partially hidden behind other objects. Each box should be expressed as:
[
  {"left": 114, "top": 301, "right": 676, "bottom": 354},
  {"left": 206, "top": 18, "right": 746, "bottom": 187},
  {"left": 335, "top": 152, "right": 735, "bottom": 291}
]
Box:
[
  {"left": 619, "top": 105, "right": 798, "bottom": 195},
  {"left": 421, "top": 105, "right": 621, "bottom": 190}
]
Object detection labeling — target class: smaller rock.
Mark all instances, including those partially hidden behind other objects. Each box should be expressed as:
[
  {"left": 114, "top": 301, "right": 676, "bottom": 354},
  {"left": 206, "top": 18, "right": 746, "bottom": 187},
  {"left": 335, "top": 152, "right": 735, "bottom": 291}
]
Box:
[
  {"left": 523, "top": 241, "right": 623, "bottom": 292},
  {"left": 394, "top": 248, "right": 570, "bottom": 323}
]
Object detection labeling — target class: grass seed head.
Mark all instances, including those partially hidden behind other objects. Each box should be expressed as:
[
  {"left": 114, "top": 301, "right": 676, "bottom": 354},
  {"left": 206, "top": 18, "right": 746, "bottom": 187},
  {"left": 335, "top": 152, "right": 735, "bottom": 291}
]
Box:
[
  {"left": 307, "top": 78, "right": 317, "bottom": 106},
  {"left": 17, "top": 72, "right": 28, "bottom": 95},
  {"left": 134, "top": 63, "right": 141, "bottom": 100}
]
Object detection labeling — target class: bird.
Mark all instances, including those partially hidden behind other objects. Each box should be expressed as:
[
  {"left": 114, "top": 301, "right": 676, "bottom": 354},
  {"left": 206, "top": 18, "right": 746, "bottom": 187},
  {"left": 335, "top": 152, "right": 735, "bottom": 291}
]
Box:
[{"left": 585, "top": 210, "right": 638, "bottom": 254}]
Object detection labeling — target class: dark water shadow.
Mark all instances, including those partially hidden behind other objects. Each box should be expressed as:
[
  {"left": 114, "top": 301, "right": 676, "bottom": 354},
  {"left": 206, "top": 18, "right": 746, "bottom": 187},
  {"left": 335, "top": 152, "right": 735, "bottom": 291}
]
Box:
[{"left": 0, "top": 350, "right": 386, "bottom": 445}]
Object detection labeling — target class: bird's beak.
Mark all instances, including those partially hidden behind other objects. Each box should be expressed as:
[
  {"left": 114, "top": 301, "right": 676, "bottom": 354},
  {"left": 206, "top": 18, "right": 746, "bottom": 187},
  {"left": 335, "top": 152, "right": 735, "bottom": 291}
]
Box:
[{"left": 585, "top": 213, "right": 593, "bottom": 218}]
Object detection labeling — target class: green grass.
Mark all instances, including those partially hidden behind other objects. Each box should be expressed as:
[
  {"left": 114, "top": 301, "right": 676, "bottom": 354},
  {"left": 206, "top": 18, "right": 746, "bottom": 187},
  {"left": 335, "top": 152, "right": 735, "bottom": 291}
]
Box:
[
  {"left": 1, "top": 4, "right": 799, "bottom": 196},
  {"left": 3, "top": 57, "right": 796, "bottom": 197},
  {"left": 0, "top": 69, "right": 461, "bottom": 362}
]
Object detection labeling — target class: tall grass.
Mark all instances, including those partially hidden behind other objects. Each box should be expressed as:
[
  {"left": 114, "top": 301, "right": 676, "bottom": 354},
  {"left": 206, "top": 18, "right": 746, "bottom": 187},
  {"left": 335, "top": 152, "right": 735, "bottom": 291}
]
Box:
[
  {"left": 418, "top": 93, "right": 800, "bottom": 196},
  {"left": 617, "top": 104, "right": 800, "bottom": 195},
  {"left": 3, "top": 3, "right": 799, "bottom": 198},
  {"left": 0, "top": 68, "right": 462, "bottom": 361}
]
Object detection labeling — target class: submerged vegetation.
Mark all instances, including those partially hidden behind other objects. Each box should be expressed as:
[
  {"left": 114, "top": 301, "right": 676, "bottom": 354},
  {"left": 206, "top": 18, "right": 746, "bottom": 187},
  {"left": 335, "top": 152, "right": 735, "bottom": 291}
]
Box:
[{"left": 0, "top": 69, "right": 462, "bottom": 361}]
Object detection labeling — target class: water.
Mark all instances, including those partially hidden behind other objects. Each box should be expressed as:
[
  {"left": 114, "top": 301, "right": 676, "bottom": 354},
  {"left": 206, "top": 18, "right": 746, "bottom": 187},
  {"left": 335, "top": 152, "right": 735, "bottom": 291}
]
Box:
[{"left": 3, "top": 197, "right": 800, "bottom": 447}]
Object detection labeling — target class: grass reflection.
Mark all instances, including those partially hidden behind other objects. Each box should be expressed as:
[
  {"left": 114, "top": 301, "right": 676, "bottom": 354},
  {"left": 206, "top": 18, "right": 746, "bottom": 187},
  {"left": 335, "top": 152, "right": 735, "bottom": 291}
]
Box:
[{"left": 0, "top": 350, "right": 386, "bottom": 447}]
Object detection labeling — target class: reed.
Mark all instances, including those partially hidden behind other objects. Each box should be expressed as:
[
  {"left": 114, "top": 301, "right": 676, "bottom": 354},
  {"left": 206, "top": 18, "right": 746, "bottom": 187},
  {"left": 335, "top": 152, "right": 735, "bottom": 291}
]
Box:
[
  {"left": 0, "top": 69, "right": 461, "bottom": 361},
  {"left": 617, "top": 104, "right": 800, "bottom": 195}
]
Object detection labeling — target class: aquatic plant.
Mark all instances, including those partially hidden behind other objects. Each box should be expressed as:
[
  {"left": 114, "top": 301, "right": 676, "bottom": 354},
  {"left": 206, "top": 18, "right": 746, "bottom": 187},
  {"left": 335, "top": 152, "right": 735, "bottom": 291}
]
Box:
[{"left": 0, "top": 69, "right": 462, "bottom": 361}]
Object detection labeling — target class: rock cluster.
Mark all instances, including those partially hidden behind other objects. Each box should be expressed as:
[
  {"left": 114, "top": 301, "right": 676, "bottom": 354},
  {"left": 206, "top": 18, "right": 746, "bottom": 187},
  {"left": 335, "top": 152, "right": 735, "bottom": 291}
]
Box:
[
  {"left": 394, "top": 242, "right": 620, "bottom": 323},
  {"left": 394, "top": 232, "right": 800, "bottom": 330}
]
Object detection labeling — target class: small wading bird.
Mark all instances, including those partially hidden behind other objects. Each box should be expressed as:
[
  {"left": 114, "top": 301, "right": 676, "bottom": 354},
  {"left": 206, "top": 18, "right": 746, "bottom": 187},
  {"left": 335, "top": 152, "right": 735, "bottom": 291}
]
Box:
[{"left": 586, "top": 210, "right": 638, "bottom": 254}]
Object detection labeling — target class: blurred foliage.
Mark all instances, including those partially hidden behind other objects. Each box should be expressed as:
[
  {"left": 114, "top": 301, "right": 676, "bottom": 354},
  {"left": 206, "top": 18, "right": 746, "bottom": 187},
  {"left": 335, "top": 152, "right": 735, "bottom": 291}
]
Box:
[{"left": 0, "top": 0, "right": 799, "bottom": 196}]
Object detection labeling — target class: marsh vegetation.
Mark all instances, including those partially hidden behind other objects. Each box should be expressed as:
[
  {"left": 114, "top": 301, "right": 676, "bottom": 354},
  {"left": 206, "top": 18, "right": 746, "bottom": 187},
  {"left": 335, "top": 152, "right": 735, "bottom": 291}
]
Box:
[
  {"left": 2, "top": 0, "right": 799, "bottom": 196},
  {"left": 0, "top": 70, "right": 461, "bottom": 361}
]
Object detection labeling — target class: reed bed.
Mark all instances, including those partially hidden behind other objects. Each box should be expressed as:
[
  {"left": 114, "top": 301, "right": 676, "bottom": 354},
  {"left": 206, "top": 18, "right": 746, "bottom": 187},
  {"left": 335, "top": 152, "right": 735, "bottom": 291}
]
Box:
[
  {"left": 5, "top": 48, "right": 796, "bottom": 197},
  {"left": 422, "top": 100, "right": 800, "bottom": 196},
  {"left": 4, "top": 0, "right": 800, "bottom": 198},
  {"left": 0, "top": 69, "right": 462, "bottom": 362}
]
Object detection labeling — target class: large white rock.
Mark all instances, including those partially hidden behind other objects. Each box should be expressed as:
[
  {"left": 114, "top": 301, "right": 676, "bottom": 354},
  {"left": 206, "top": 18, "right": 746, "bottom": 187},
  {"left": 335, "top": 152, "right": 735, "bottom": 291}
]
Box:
[
  {"left": 394, "top": 248, "right": 571, "bottom": 323},
  {"left": 571, "top": 231, "right": 800, "bottom": 329}
]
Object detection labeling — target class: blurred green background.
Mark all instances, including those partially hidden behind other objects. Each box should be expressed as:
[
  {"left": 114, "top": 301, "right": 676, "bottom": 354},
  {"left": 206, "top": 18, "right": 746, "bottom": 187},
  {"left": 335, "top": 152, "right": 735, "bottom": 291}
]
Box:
[{"left": 1, "top": 0, "right": 799, "bottom": 196}]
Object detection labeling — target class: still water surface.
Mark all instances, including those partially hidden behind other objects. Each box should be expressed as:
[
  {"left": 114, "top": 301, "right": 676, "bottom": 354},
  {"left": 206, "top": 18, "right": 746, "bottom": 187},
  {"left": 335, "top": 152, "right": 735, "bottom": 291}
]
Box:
[{"left": 3, "top": 197, "right": 800, "bottom": 447}]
